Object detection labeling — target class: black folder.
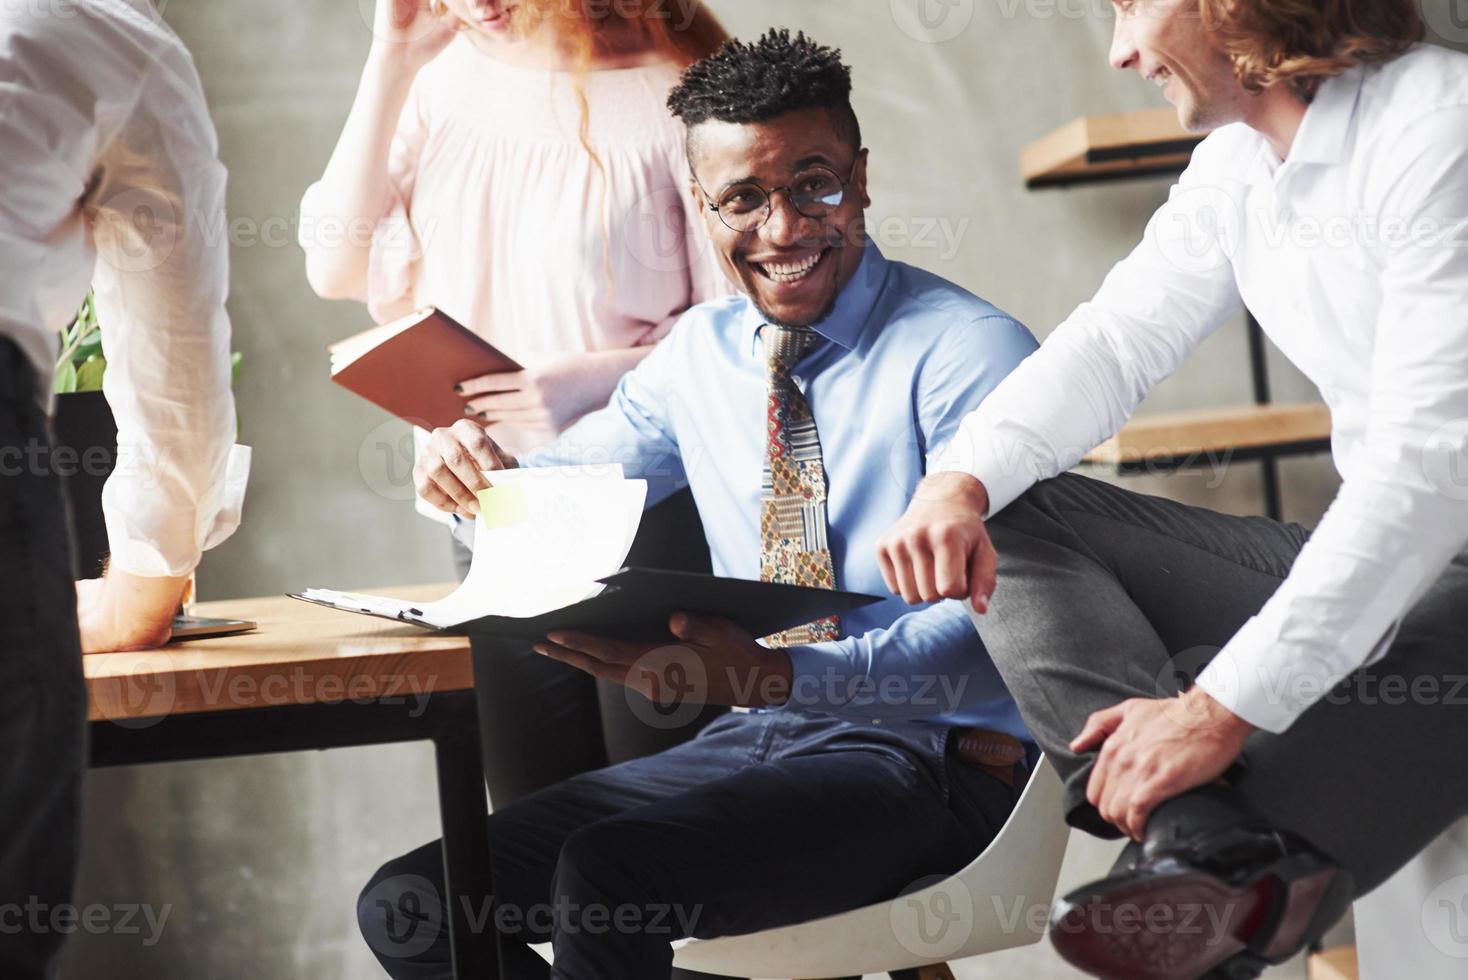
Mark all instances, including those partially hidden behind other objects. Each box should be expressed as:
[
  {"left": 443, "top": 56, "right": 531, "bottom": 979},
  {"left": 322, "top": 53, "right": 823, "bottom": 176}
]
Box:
[
  {"left": 450, "top": 567, "right": 883, "bottom": 642},
  {"left": 292, "top": 568, "right": 883, "bottom": 643}
]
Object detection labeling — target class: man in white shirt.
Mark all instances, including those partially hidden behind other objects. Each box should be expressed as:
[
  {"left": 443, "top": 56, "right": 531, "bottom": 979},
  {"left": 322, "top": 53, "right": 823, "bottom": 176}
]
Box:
[
  {"left": 878, "top": 0, "right": 1468, "bottom": 976},
  {"left": 0, "top": 1, "right": 247, "bottom": 973}
]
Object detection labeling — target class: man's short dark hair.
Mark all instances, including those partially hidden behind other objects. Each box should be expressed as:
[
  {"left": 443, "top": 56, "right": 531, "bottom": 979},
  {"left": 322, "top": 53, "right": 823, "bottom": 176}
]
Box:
[{"left": 667, "top": 29, "right": 861, "bottom": 158}]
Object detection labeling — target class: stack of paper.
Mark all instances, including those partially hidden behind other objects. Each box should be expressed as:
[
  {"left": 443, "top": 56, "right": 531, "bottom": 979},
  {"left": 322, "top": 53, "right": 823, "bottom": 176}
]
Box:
[{"left": 297, "top": 465, "right": 646, "bottom": 629}]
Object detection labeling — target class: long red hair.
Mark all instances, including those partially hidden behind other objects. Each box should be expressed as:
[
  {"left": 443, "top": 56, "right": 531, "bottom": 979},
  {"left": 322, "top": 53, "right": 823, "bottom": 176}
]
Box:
[
  {"left": 535, "top": 0, "right": 729, "bottom": 159},
  {"left": 510, "top": 1, "right": 729, "bottom": 283}
]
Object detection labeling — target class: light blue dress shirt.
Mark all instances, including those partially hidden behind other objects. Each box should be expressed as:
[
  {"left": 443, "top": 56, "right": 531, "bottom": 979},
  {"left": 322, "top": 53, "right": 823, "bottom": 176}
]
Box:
[{"left": 522, "top": 244, "right": 1039, "bottom": 734}]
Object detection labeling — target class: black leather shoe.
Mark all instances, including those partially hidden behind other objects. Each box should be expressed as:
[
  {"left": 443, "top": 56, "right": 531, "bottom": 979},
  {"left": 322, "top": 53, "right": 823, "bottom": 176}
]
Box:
[{"left": 1049, "top": 786, "right": 1353, "bottom": 980}]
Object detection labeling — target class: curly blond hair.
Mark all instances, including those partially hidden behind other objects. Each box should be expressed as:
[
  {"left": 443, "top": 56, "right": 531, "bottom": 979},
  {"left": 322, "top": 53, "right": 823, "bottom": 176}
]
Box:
[{"left": 1199, "top": 0, "right": 1424, "bottom": 102}]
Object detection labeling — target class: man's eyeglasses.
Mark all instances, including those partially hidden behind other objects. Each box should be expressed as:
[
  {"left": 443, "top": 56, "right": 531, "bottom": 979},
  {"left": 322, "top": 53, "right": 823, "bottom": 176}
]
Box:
[{"left": 696, "top": 160, "right": 859, "bottom": 233}]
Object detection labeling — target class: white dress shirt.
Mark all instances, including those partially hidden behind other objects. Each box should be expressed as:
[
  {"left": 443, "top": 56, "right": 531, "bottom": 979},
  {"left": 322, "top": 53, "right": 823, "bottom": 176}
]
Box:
[
  {"left": 940, "top": 43, "right": 1468, "bottom": 735},
  {"left": 0, "top": 0, "right": 248, "bottom": 576}
]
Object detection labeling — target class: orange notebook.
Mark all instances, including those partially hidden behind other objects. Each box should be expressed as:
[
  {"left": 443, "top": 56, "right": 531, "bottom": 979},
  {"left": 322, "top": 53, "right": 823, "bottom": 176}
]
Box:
[{"left": 328, "top": 307, "right": 520, "bottom": 429}]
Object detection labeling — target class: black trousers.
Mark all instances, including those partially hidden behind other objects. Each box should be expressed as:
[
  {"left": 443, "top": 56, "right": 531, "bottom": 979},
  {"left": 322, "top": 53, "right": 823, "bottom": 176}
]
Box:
[
  {"left": 358, "top": 710, "right": 1019, "bottom": 979},
  {"left": 463, "top": 488, "right": 726, "bottom": 808},
  {"left": 982, "top": 472, "right": 1468, "bottom": 895},
  {"left": 0, "top": 339, "right": 87, "bottom": 978}
]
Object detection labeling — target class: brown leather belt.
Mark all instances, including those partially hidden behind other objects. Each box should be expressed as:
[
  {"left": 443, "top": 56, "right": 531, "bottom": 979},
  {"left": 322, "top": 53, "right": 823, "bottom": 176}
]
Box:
[{"left": 952, "top": 726, "right": 1029, "bottom": 790}]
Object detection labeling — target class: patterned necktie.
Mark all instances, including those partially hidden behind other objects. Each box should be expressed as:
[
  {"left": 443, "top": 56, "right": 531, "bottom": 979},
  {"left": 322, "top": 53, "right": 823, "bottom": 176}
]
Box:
[{"left": 759, "top": 324, "right": 841, "bottom": 647}]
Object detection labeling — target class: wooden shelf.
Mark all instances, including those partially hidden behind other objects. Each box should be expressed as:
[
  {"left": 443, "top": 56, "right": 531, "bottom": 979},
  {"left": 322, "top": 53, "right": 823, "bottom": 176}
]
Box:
[
  {"left": 1021, "top": 108, "right": 1206, "bottom": 189},
  {"left": 1307, "top": 945, "right": 1358, "bottom": 980},
  {"left": 1084, "top": 403, "right": 1332, "bottom": 467}
]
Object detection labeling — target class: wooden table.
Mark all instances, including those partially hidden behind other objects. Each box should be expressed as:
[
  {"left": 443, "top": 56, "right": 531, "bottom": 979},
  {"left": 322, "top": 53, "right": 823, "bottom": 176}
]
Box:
[{"left": 83, "top": 584, "right": 501, "bottom": 978}]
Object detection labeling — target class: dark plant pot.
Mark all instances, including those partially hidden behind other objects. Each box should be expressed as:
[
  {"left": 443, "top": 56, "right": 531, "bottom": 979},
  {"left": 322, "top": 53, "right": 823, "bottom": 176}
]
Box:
[{"left": 51, "top": 389, "right": 117, "bottom": 579}]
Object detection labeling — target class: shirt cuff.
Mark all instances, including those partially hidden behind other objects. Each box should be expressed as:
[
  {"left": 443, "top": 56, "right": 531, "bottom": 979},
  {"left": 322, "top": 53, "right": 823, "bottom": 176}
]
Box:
[
  {"left": 200, "top": 444, "right": 252, "bottom": 551},
  {"left": 778, "top": 643, "right": 853, "bottom": 716},
  {"left": 931, "top": 430, "right": 1037, "bottom": 518},
  {"left": 106, "top": 443, "right": 251, "bottom": 577},
  {"left": 1193, "top": 613, "right": 1391, "bottom": 735}
]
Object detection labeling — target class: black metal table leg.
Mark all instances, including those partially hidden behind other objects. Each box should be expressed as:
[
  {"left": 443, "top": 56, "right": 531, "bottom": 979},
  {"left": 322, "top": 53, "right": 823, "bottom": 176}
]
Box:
[
  {"left": 89, "top": 690, "right": 503, "bottom": 980},
  {"left": 1246, "top": 309, "right": 1286, "bottom": 523},
  {"left": 434, "top": 728, "right": 500, "bottom": 979},
  {"left": 1261, "top": 454, "right": 1284, "bottom": 522}
]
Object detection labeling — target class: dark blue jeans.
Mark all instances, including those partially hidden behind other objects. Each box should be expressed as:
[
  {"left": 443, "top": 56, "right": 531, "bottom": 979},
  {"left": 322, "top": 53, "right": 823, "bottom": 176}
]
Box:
[
  {"left": 358, "top": 710, "right": 1019, "bottom": 980},
  {"left": 463, "top": 488, "right": 728, "bottom": 810},
  {"left": 0, "top": 339, "right": 87, "bottom": 978}
]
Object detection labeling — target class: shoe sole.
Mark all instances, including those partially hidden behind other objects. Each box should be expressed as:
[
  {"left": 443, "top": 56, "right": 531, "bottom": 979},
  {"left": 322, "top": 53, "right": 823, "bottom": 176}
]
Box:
[{"left": 1048, "top": 852, "right": 1352, "bottom": 980}]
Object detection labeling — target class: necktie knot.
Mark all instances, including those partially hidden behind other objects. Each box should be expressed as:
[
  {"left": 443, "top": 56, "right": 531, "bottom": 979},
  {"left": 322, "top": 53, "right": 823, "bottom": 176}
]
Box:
[{"left": 762, "top": 324, "right": 818, "bottom": 377}]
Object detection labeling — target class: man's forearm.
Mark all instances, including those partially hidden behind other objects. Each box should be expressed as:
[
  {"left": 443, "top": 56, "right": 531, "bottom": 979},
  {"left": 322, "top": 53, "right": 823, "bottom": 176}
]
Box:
[
  {"left": 913, "top": 470, "right": 990, "bottom": 517},
  {"left": 77, "top": 567, "right": 189, "bottom": 653}
]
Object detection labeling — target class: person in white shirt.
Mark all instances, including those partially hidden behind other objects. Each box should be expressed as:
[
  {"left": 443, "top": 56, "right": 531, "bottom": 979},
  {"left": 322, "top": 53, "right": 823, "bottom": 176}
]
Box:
[
  {"left": 878, "top": 0, "right": 1468, "bottom": 977},
  {"left": 0, "top": 1, "right": 247, "bottom": 973}
]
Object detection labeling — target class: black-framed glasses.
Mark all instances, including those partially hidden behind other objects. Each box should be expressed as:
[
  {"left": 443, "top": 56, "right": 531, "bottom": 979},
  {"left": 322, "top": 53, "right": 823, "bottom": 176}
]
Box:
[{"left": 696, "top": 159, "right": 859, "bottom": 233}]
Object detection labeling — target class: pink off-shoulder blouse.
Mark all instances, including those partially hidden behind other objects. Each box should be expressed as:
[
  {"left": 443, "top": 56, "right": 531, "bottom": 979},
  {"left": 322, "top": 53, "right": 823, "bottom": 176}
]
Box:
[{"left": 303, "top": 36, "right": 730, "bottom": 451}]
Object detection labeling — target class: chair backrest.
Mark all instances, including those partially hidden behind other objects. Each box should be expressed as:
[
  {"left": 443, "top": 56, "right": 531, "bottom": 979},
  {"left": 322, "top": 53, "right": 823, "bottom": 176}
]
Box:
[{"left": 669, "top": 756, "right": 1071, "bottom": 978}]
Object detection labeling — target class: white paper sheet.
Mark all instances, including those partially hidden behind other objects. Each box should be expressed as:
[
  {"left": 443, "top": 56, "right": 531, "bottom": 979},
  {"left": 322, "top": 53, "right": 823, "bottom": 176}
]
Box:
[{"left": 299, "top": 465, "right": 647, "bottom": 628}]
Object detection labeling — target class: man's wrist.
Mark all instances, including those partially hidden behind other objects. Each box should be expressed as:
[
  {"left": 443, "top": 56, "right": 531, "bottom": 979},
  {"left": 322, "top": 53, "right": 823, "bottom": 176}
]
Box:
[
  {"left": 78, "top": 567, "right": 186, "bottom": 652},
  {"left": 918, "top": 470, "right": 989, "bottom": 517},
  {"left": 1183, "top": 685, "right": 1255, "bottom": 741},
  {"left": 99, "top": 568, "right": 190, "bottom": 620}
]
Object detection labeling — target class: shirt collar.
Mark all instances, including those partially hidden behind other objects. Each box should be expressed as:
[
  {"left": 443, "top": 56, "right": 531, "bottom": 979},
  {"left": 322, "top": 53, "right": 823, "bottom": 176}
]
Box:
[
  {"left": 1287, "top": 66, "right": 1365, "bottom": 166},
  {"left": 1248, "top": 65, "right": 1366, "bottom": 181},
  {"left": 740, "top": 243, "right": 888, "bottom": 356}
]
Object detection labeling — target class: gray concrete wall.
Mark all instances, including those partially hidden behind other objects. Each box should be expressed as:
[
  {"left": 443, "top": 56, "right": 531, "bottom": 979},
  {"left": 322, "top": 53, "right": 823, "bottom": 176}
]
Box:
[{"left": 58, "top": 2, "right": 1468, "bottom": 977}]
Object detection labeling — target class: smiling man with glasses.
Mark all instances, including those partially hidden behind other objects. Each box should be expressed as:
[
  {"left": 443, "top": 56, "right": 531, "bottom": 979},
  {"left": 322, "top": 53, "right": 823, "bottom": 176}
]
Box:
[{"left": 364, "top": 29, "right": 1041, "bottom": 980}]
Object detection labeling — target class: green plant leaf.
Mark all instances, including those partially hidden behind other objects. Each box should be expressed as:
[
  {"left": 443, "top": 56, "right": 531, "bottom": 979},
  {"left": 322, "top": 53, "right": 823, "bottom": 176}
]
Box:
[
  {"left": 74, "top": 338, "right": 103, "bottom": 364},
  {"left": 75, "top": 355, "right": 107, "bottom": 392},
  {"left": 54, "top": 359, "right": 77, "bottom": 395},
  {"left": 57, "top": 290, "right": 100, "bottom": 375},
  {"left": 230, "top": 351, "right": 243, "bottom": 385}
]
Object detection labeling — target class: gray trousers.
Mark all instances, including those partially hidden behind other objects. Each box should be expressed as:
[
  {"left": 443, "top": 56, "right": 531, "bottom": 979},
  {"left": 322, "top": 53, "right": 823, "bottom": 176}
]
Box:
[{"left": 981, "top": 472, "right": 1468, "bottom": 895}]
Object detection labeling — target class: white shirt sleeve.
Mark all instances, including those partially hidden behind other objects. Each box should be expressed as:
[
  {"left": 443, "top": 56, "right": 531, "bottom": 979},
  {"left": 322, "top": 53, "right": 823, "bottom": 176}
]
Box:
[
  {"left": 0, "top": 16, "right": 97, "bottom": 394},
  {"left": 934, "top": 134, "right": 1244, "bottom": 514},
  {"left": 82, "top": 15, "right": 248, "bottom": 577},
  {"left": 1195, "top": 107, "right": 1468, "bottom": 732}
]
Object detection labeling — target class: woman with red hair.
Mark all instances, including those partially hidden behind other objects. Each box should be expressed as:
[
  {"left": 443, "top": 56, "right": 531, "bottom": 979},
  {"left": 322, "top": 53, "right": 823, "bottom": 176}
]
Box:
[{"left": 301, "top": 0, "right": 731, "bottom": 805}]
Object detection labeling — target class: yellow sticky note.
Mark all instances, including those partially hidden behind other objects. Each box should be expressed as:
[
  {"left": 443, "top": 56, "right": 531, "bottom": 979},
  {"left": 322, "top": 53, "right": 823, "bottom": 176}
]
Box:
[{"left": 477, "top": 483, "right": 529, "bottom": 529}]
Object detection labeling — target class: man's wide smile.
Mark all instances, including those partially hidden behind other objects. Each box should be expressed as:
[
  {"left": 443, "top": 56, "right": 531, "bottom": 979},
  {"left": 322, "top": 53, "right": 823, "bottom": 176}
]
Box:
[{"left": 747, "top": 246, "right": 832, "bottom": 288}]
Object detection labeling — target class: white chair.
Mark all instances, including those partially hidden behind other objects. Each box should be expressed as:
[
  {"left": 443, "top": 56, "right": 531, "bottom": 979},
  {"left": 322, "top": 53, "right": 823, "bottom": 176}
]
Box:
[{"left": 533, "top": 756, "right": 1070, "bottom": 979}]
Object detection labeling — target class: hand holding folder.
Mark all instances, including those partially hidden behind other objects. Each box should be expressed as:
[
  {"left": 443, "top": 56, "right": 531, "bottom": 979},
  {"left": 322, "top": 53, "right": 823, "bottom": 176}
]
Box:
[
  {"left": 534, "top": 607, "right": 807, "bottom": 709},
  {"left": 292, "top": 466, "right": 879, "bottom": 645},
  {"left": 329, "top": 306, "right": 520, "bottom": 429}
]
